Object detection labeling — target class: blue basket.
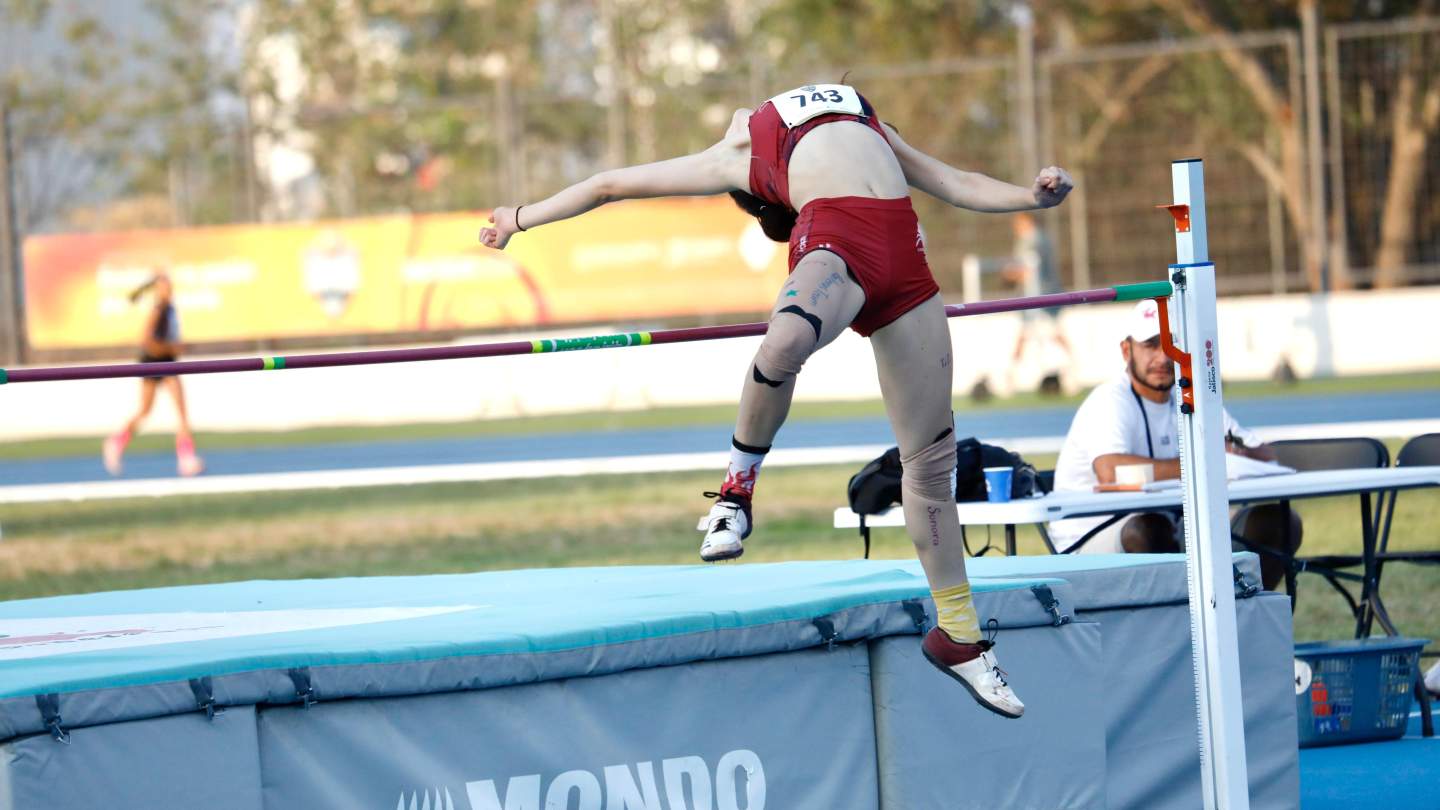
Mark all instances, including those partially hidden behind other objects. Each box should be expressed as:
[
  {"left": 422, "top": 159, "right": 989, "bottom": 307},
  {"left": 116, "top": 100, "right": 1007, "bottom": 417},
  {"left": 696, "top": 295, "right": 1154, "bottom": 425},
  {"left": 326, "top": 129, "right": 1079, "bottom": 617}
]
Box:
[{"left": 1294, "top": 637, "right": 1428, "bottom": 748}]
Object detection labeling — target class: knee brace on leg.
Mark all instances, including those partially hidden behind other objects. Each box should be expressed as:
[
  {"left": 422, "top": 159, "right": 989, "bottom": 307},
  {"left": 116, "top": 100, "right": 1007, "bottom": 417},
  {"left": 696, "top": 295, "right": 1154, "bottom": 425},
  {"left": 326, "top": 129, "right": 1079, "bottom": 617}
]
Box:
[
  {"left": 901, "top": 427, "right": 957, "bottom": 504},
  {"left": 753, "top": 307, "right": 822, "bottom": 386}
]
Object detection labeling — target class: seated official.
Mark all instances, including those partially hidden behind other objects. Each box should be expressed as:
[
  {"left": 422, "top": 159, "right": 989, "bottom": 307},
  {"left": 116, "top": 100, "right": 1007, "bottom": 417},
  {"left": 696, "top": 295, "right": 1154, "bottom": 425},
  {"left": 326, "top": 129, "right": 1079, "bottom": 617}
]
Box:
[{"left": 1048, "top": 300, "right": 1300, "bottom": 588}]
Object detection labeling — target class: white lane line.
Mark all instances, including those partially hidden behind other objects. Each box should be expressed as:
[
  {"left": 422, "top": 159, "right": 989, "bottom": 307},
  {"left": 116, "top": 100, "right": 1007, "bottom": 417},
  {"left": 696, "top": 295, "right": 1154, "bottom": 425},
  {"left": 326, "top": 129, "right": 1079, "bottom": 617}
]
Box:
[
  {"left": 1254, "top": 418, "right": 1440, "bottom": 443},
  {"left": 0, "top": 418, "right": 1434, "bottom": 505},
  {"left": 0, "top": 446, "right": 889, "bottom": 504}
]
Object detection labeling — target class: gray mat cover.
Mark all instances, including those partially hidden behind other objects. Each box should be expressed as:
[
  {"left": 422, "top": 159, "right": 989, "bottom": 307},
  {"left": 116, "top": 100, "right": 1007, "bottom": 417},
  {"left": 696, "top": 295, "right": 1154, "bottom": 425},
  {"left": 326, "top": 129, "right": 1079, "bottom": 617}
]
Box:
[
  {"left": 260, "top": 645, "right": 877, "bottom": 810},
  {"left": 1085, "top": 592, "right": 1299, "bottom": 810},
  {"left": 0, "top": 706, "right": 262, "bottom": 810},
  {"left": 872, "top": 621, "right": 1106, "bottom": 810},
  {"left": 0, "top": 583, "right": 1064, "bottom": 742}
]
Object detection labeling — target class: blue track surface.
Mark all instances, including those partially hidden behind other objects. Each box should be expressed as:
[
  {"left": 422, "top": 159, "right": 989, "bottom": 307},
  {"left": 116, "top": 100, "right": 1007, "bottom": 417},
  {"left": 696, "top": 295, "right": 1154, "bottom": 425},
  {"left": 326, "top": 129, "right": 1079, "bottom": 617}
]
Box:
[
  {"left": 3, "top": 388, "right": 1436, "bottom": 486},
  {"left": 1298, "top": 707, "right": 1440, "bottom": 809}
]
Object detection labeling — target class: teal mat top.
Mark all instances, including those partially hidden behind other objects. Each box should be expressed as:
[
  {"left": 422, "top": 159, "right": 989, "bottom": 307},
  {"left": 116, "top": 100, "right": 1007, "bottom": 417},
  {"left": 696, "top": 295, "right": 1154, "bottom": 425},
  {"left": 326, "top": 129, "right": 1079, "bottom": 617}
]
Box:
[{"left": 0, "top": 560, "right": 1066, "bottom": 699}]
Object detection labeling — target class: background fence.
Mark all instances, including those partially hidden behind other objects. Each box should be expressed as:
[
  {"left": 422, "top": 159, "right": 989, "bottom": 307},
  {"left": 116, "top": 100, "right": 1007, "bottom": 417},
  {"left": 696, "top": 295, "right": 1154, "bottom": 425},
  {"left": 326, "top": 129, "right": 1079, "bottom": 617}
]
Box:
[{"left": 1, "top": 13, "right": 1437, "bottom": 361}]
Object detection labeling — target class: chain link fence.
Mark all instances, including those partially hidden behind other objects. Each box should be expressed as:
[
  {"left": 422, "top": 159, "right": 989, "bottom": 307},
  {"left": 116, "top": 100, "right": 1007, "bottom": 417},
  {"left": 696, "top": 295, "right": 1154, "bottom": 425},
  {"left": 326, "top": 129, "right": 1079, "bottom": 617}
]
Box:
[
  {"left": 1043, "top": 31, "right": 1308, "bottom": 297},
  {"left": 1327, "top": 17, "right": 1440, "bottom": 289}
]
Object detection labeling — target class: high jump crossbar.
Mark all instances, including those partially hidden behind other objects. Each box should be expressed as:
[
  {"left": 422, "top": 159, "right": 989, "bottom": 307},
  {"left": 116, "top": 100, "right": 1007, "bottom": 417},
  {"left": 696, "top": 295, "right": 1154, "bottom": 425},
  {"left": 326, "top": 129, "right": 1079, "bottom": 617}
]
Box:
[{"left": 0, "top": 282, "right": 1171, "bottom": 385}]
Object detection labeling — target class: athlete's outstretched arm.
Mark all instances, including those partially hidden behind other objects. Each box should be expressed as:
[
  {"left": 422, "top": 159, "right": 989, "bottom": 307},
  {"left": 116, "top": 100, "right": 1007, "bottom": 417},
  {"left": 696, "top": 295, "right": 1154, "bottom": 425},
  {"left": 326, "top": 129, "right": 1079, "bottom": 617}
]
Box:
[
  {"left": 881, "top": 123, "right": 1072, "bottom": 213},
  {"left": 480, "top": 138, "right": 749, "bottom": 250}
]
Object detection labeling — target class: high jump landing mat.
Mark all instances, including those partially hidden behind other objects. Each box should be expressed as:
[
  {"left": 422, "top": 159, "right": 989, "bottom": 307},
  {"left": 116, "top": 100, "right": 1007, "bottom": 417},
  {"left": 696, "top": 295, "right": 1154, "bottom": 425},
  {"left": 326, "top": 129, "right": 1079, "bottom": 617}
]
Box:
[{"left": 0, "top": 554, "right": 1298, "bottom": 809}]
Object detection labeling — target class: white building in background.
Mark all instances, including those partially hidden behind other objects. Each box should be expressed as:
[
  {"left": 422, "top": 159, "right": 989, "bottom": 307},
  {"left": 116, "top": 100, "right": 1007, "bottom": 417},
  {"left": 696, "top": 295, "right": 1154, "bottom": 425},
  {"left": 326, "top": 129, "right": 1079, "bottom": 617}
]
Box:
[{"left": 244, "top": 26, "right": 325, "bottom": 223}]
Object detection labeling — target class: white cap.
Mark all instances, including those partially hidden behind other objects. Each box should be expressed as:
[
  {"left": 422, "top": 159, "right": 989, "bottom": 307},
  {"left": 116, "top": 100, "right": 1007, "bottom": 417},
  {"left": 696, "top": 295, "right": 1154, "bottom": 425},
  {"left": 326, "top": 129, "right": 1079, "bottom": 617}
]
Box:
[{"left": 1128, "top": 299, "right": 1161, "bottom": 342}]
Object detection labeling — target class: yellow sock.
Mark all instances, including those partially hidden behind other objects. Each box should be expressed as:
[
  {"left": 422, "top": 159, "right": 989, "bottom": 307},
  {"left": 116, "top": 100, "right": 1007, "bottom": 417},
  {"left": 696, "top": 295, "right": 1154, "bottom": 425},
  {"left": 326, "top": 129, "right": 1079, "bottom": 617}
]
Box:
[{"left": 932, "top": 582, "right": 981, "bottom": 644}]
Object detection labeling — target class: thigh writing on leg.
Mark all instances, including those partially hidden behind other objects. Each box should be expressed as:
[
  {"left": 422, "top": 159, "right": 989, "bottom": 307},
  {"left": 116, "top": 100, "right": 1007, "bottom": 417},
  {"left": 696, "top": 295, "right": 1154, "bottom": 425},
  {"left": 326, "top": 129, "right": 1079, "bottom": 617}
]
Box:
[{"left": 753, "top": 251, "right": 864, "bottom": 385}]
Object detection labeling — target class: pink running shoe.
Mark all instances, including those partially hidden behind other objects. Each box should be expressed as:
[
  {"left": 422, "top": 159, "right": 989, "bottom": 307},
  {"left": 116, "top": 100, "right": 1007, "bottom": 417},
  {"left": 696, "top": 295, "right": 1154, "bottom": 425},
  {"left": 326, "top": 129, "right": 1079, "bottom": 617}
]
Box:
[
  {"left": 921, "top": 626, "right": 1025, "bottom": 718},
  {"left": 177, "top": 453, "right": 205, "bottom": 477},
  {"left": 102, "top": 436, "right": 125, "bottom": 476}
]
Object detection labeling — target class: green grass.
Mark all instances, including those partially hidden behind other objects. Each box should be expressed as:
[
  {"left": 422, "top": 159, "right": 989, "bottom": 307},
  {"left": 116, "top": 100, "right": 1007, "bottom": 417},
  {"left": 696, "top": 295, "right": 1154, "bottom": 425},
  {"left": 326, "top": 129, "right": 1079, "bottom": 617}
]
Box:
[
  {"left": 3, "top": 369, "right": 1436, "bottom": 461},
  {"left": 3, "top": 451, "right": 1436, "bottom": 654}
]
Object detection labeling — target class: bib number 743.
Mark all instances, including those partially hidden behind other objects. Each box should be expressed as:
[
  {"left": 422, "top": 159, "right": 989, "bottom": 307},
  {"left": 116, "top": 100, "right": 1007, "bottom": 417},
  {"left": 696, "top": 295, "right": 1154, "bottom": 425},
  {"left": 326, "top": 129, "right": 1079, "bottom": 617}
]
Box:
[
  {"left": 769, "top": 84, "right": 864, "bottom": 127},
  {"left": 792, "top": 89, "right": 844, "bottom": 106}
]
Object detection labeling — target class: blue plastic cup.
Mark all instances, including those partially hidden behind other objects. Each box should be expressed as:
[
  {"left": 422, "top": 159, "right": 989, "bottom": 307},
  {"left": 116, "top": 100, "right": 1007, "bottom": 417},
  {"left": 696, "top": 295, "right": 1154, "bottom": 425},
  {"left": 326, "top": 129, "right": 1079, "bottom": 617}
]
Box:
[{"left": 983, "top": 466, "right": 1014, "bottom": 503}]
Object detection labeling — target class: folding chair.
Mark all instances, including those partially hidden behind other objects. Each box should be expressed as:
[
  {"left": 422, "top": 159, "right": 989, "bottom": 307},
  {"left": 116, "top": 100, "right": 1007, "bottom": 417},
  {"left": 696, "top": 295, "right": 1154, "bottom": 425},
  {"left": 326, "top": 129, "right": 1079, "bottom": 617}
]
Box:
[
  {"left": 1376, "top": 434, "right": 1440, "bottom": 736},
  {"left": 1373, "top": 433, "right": 1440, "bottom": 608},
  {"left": 1238, "top": 437, "right": 1390, "bottom": 606}
]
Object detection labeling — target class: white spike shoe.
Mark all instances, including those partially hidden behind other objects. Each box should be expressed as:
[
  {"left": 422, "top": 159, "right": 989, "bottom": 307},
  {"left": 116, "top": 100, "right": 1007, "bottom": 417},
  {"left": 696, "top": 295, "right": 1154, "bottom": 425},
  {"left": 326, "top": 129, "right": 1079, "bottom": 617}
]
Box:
[
  {"left": 921, "top": 627, "right": 1025, "bottom": 718},
  {"left": 696, "top": 494, "right": 751, "bottom": 562}
]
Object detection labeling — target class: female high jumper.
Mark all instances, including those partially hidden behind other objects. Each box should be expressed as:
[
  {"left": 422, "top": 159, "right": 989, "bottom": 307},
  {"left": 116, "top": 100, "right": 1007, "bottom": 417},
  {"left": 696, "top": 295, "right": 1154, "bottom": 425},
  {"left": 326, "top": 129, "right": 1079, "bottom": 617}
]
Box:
[
  {"left": 480, "top": 83, "right": 1071, "bottom": 717},
  {"left": 102, "top": 273, "right": 205, "bottom": 477}
]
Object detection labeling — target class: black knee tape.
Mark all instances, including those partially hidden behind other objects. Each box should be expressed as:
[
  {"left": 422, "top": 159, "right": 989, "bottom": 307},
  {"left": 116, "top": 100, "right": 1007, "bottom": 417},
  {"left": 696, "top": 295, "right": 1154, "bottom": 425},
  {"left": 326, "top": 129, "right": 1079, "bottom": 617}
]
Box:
[
  {"left": 753, "top": 364, "right": 783, "bottom": 388},
  {"left": 778, "top": 305, "right": 822, "bottom": 342}
]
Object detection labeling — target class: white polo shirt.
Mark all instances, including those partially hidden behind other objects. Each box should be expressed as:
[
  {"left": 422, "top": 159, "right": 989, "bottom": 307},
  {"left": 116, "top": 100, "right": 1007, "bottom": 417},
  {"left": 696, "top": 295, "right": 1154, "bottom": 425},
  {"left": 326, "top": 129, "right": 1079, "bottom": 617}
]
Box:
[{"left": 1048, "top": 374, "right": 1253, "bottom": 552}]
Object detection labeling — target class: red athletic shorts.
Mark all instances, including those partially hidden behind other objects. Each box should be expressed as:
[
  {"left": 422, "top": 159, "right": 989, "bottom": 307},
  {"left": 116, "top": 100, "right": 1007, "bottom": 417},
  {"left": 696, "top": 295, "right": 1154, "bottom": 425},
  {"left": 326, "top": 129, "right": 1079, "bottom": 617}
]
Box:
[{"left": 788, "top": 196, "right": 939, "bottom": 336}]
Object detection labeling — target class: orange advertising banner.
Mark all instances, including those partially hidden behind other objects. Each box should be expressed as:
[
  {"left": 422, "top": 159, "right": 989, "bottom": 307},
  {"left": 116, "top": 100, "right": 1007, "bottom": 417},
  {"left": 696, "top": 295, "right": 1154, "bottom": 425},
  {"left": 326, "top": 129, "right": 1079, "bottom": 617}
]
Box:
[{"left": 22, "top": 198, "right": 790, "bottom": 350}]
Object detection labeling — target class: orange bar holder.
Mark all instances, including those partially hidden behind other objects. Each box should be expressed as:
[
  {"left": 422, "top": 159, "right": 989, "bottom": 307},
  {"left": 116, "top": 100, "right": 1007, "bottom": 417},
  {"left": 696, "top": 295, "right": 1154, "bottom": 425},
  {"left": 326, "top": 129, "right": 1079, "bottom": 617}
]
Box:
[
  {"left": 1158, "top": 203, "right": 1191, "bottom": 233},
  {"left": 1155, "top": 295, "right": 1195, "bottom": 413}
]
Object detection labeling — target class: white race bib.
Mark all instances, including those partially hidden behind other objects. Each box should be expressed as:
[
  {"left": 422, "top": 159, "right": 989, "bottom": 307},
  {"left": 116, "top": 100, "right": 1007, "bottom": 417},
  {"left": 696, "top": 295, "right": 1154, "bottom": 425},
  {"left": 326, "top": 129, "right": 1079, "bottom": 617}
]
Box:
[{"left": 768, "top": 84, "right": 864, "bottom": 128}]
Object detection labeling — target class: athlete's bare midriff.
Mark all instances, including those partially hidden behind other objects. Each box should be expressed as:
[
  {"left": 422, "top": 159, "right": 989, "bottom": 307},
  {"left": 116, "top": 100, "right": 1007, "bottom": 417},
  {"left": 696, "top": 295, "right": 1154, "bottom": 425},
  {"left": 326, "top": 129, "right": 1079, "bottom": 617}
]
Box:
[
  {"left": 784, "top": 121, "right": 909, "bottom": 211},
  {"left": 719, "top": 107, "right": 907, "bottom": 212}
]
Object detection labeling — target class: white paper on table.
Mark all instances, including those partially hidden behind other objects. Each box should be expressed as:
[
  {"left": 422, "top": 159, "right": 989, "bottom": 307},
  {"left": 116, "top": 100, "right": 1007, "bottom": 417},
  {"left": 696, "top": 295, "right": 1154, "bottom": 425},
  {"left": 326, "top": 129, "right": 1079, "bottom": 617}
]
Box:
[
  {"left": 1133, "top": 455, "right": 1296, "bottom": 491},
  {"left": 1224, "top": 454, "right": 1296, "bottom": 480},
  {"left": 1142, "top": 479, "right": 1183, "bottom": 491}
]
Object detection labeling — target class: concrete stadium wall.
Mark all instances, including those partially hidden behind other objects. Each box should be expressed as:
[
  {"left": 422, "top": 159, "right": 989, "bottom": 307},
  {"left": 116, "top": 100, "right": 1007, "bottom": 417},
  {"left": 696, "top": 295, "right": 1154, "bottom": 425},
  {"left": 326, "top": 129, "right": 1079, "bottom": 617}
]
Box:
[{"left": 4, "top": 286, "right": 1436, "bottom": 440}]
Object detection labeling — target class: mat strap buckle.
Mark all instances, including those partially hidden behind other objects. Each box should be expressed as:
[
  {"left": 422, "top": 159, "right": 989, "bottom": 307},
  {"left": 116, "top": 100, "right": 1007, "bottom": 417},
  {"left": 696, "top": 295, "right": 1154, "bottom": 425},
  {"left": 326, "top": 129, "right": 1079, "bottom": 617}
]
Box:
[
  {"left": 35, "top": 693, "right": 69, "bottom": 745},
  {"left": 812, "top": 616, "right": 839, "bottom": 651},
  {"left": 288, "top": 668, "right": 318, "bottom": 709},
  {"left": 901, "top": 600, "right": 930, "bottom": 634},
  {"left": 190, "top": 676, "right": 223, "bottom": 721},
  {"left": 1030, "top": 584, "right": 1071, "bottom": 626},
  {"left": 1233, "top": 566, "right": 1261, "bottom": 599}
]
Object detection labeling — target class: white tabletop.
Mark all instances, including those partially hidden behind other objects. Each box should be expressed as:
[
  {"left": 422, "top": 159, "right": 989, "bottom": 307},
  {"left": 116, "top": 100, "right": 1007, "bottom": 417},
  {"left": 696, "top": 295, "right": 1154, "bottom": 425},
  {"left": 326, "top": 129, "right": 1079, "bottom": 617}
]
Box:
[{"left": 833, "top": 466, "right": 1440, "bottom": 529}]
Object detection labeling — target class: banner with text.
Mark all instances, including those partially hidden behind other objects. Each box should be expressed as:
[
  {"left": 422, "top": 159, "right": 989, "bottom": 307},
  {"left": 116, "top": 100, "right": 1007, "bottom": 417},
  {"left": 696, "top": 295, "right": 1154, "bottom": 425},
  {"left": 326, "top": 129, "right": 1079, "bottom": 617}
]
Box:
[{"left": 22, "top": 198, "right": 788, "bottom": 350}]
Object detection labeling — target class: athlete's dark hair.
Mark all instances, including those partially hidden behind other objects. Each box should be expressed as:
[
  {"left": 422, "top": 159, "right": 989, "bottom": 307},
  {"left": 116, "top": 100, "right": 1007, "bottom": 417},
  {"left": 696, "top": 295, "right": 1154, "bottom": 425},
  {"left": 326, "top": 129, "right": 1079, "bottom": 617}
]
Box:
[
  {"left": 128, "top": 277, "right": 158, "bottom": 304},
  {"left": 729, "top": 190, "right": 796, "bottom": 242}
]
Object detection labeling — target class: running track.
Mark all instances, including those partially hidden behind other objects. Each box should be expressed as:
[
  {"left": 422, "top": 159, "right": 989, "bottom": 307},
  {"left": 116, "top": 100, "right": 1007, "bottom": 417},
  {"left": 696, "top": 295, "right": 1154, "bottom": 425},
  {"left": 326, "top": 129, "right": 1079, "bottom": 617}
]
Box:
[{"left": 3, "top": 389, "right": 1436, "bottom": 488}]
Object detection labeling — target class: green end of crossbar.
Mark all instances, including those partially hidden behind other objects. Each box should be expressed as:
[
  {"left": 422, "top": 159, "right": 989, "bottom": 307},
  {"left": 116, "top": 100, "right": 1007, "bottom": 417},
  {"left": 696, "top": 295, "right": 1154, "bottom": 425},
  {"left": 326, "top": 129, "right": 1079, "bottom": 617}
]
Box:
[
  {"left": 0, "top": 369, "right": 7, "bottom": 385},
  {"left": 1113, "top": 281, "right": 1174, "bottom": 302},
  {"left": 262, "top": 357, "right": 287, "bottom": 371}
]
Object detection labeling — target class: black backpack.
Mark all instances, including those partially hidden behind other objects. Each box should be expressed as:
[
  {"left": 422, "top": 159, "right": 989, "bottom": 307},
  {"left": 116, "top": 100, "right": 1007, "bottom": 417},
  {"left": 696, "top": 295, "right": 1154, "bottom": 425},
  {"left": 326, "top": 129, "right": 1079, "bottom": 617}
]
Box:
[{"left": 846, "top": 436, "right": 1048, "bottom": 515}]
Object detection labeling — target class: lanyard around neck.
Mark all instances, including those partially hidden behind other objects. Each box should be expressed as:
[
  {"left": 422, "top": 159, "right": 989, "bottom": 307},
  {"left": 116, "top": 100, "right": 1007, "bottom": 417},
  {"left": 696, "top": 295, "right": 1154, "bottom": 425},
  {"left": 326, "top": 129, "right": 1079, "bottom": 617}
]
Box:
[{"left": 1130, "top": 386, "right": 1155, "bottom": 459}]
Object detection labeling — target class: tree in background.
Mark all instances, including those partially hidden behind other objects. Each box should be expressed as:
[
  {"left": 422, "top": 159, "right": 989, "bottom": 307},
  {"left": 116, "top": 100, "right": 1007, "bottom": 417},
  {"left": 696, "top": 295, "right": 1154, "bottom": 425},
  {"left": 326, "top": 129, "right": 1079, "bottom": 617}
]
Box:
[
  {"left": 127, "top": 0, "right": 250, "bottom": 227},
  {"left": 1101, "top": 0, "right": 1435, "bottom": 289},
  {"left": 6, "top": 0, "right": 1436, "bottom": 292},
  {"left": 1362, "top": 1, "right": 1438, "bottom": 286},
  {"left": 0, "top": 0, "right": 133, "bottom": 233}
]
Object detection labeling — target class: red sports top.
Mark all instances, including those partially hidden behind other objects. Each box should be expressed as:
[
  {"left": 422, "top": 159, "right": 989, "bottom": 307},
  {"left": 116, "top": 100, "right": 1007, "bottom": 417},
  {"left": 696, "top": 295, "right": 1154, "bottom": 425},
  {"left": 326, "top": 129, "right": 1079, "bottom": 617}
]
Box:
[{"left": 747, "top": 91, "right": 889, "bottom": 211}]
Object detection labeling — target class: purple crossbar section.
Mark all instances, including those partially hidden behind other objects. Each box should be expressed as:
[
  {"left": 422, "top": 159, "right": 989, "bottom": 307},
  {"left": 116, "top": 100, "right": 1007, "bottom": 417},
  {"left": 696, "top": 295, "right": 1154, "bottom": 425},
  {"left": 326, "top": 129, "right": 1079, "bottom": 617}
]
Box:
[
  {"left": 2, "top": 341, "right": 543, "bottom": 383},
  {"left": 647, "top": 322, "right": 767, "bottom": 346},
  {"left": 3, "top": 287, "right": 1122, "bottom": 384},
  {"left": 943, "top": 287, "right": 1118, "bottom": 318}
]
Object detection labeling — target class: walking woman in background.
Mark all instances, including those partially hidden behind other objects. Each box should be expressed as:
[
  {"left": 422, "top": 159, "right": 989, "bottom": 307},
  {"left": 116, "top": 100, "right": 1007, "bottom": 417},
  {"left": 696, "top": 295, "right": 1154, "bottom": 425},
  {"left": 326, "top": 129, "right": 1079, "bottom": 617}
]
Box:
[
  {"left": 481, "top": 83, "right": 1072, "bottom": 717},
  {"left": 103, "top": 273, "right": 205, "bottom": 477}
]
